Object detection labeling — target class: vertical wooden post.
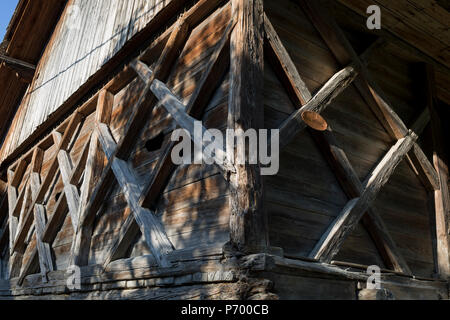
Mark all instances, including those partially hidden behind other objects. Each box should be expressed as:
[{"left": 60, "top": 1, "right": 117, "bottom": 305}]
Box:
[
  {"left": 425, "top": 64, "right": 450, "bottom": 278},
  {"left": 228, "top": 0, "right": 268, "bottom": 253}
]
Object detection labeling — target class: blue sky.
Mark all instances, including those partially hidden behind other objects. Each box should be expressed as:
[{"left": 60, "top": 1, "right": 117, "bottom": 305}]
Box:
[{"left": 0, "top": 0, "right": 19, "bottom": 40}]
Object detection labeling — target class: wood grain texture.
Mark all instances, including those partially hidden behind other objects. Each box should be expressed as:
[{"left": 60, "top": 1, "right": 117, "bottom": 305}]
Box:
[
  {"left": 300, "top": 0, "right": 439, "bottom": 192},
  {"left": 97, "top": 123, "right": 173, "bottom": 268},
  {"left": 12, "top": 112, "right": 83, "bottom": 255},
  {"left": 278, "top": 64, "right": 358, "bottom": 151},
  {"left": 311, "top": 127, "right": 412, "bottom": 274},
  {"left": 425, "top": 64, "right": 450, "bottom": 278},
  {"left": 139, "top": 18, "right": 234, "bottom": 209},
  {"left": 227, "top": 0, "right": 267, "bottom": 253},
  {"left": 263, "top": 13, "right": 312, "bottom": 107},
  {"left": 310, "top": 132, "right": 418, "bottom": 262}
]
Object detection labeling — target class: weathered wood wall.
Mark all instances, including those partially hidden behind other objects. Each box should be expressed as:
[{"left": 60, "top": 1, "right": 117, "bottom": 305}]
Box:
[
  {"left": 5, "top": 3, "right": 232, "bottom": 275},
  {"left": 0, "top": 0, "right": 174, "bottom": 163},
  {"left": 0, "top": 0, "right": 449, "bottom": 300},
  {"left": 264, "top": 0, "right": 437, "bottom": 278}
]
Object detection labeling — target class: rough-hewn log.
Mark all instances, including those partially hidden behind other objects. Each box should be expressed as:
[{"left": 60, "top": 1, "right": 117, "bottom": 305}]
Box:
[
  {"left": 425, "top": 64, "right": 450, "bottom": 278},
  {"left": 97, "top": 123, "right": 173, "bottom": 268},
  {"left": 278, "top": 64, "right": 358, "bottom": 150},
  {"left": 311, "top": 127, "right": 412, "bottom": 274},
  {"left": 0, "top": 220, "right": 8, "bottom": 255},
  {"left": 366, "top": 82, "right": 439, "bottom": 191},
  {"left": 251, "top": 11, "right": 404, "bottom": 270},
  {"left": 227, "top": 0, "right": 267, "bottom": 253},
  {"left": 310, "top": 132, "right": 418, "bottom": 262},
  {"left": 263, "top": 13, "right": 311, "bottom": 107},
  {"left": 150, "top": 80, "right": 235, "bottom": 174}
]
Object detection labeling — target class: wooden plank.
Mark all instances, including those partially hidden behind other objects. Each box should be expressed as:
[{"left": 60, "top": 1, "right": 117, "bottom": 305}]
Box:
[
  {"left": 97, "top": 123, "right": 173, "bottom": 268},
  {"left": 136, "top": 19, "right": 234, "bottom": 209},
  {"left": 311, "top": 127, "right": 412, "bottom": 274},
  {"left": 425, "top": 64, "right": 450, "bottom": 278},
  {"left": 16, "top": 247, "right": 39, "bottom": 284},
  {"left": 263, "top": 13, "right": 312, "bottom": 107},
  {"left": 0, "top": 221, "right": 8, "bottom": 255},
  {"left": 226, "top": 0, "right": 267, "bottom": 253},
  {"left": 278, "top": 64, "right": 358, "bottom": 150},
  {"left": 310, "top": 132, "right": 418, "bottom": 262},
  {"left": 96, "top": 90, "right": 114, "bottom": 125},
  {"left": 0, "top": 54, "right": 36, "bottom": 71}
]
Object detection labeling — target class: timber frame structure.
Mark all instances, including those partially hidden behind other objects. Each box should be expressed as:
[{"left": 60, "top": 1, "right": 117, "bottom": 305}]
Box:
[{"left": 0, "top": 0, "right": 449, "bottom": 300}]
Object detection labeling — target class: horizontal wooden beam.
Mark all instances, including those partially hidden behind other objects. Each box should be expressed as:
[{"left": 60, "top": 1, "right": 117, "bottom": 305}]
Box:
[{"left": 0, "top": 54, "right": 36, "bottom": 70}]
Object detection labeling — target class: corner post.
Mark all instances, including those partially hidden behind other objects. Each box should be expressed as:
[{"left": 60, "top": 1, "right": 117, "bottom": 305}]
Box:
[{"left": 228, "top": 0, "right": 268, "bottom": 253}]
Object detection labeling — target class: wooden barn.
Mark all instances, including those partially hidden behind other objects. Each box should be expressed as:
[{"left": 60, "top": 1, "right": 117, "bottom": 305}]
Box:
[{"left": 0, "top": 0, "right": 449, "bottom": 300}]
